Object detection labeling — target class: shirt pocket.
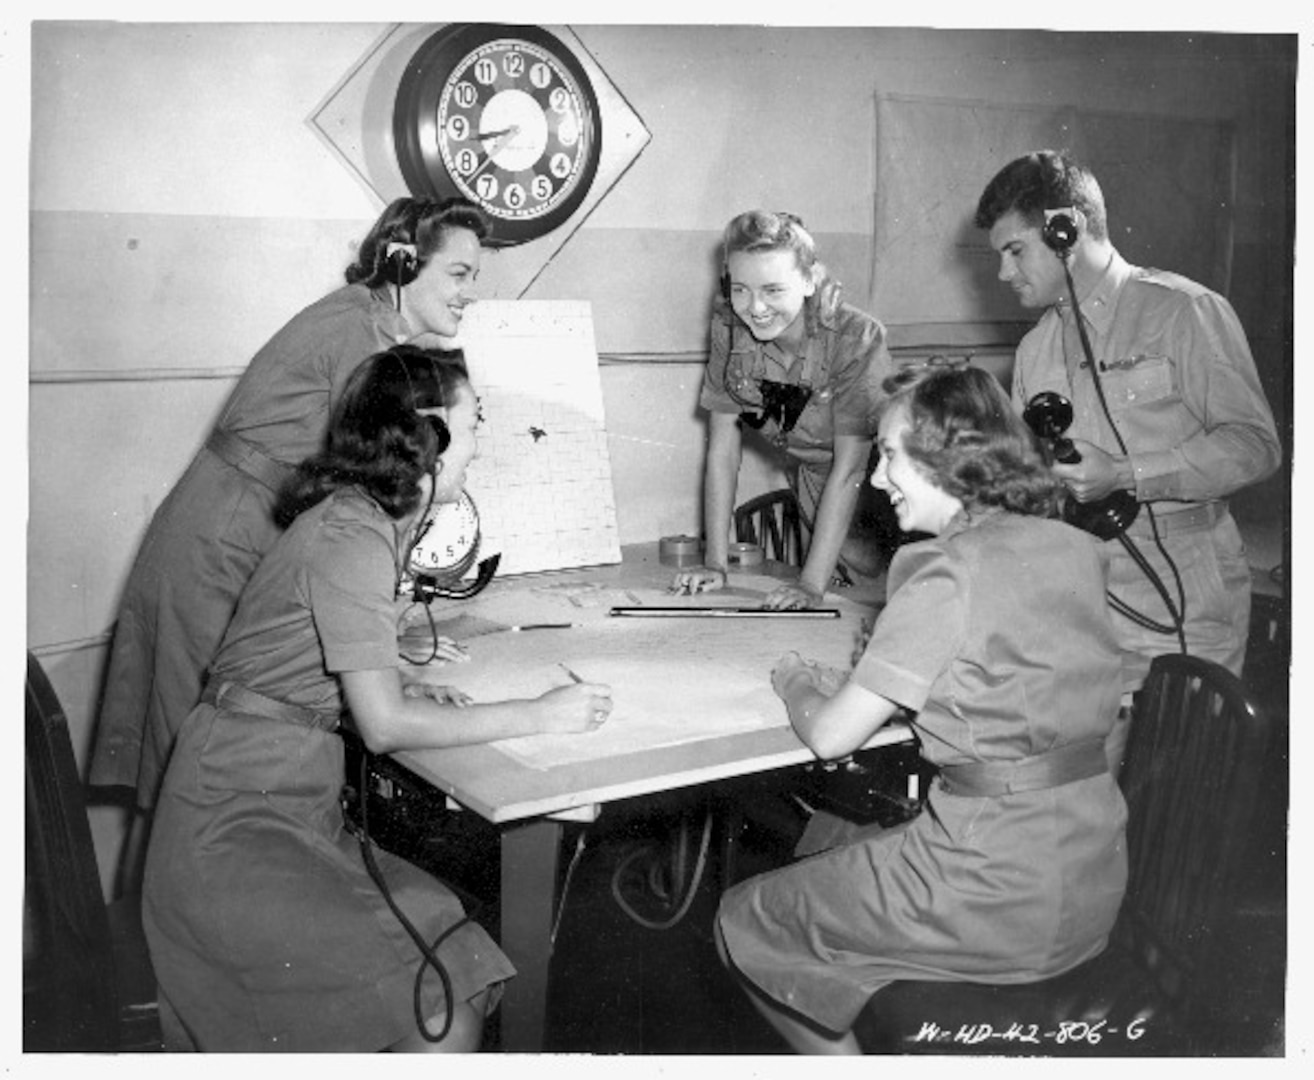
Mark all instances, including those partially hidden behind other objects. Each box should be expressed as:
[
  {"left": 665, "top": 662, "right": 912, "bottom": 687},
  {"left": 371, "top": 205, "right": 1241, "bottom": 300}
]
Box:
[{"left": 1099, "top": 353, "right": 1178, "bottom": 414}]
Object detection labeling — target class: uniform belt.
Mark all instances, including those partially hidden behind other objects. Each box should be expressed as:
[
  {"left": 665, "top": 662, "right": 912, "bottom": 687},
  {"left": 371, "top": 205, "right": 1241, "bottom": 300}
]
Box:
[
  {"left": 938, "top": 739, "right": 1108, "bottom": 798},
  {"left": 204, "top": 428, "right": 295, "bottom": 494},
  {"left": 201, "top": 679, "right": 333, "bottom": 730},
  {"left": 1121, "top": 501, "right": 1225, "bottom": 540}
]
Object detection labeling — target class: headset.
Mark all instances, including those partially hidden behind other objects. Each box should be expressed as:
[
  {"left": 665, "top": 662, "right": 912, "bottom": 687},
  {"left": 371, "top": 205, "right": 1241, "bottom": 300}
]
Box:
[
  {"left": 1027, "top": 206, "right": 1188, "bottom": 653},
  {"left": 1041, "top": 208, "right": 1080, "bottom": 254},
  {"left": 379, "top": 199, "right": 429, "bottom": 316},
  {"left": 385, "top": 241, "right": 420, "bottom": 286}
]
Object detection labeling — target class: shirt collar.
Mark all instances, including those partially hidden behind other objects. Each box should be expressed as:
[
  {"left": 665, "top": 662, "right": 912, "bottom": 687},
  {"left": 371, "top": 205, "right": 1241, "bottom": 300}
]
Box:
[
  {"left": 1056, "top": 248, "right": 1130, "bottom": 336},
  {"left": 940, "top": 504, "right": 1008, "bottom": 541}
]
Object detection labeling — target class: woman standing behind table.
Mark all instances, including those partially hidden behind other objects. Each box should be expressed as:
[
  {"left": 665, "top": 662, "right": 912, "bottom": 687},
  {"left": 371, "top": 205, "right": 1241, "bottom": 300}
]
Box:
[
  {"left": 716, "top": 365, "right": 1128, "bottom": 1054},
  {"left": 143, "top": 346, "right": 613, "bottom": 1052},
  {"left": 93, "top": 197, "right": 487, "bottom": 813},
  {"left": 673, "top": 210, "right": 897, "bottom": 609}
]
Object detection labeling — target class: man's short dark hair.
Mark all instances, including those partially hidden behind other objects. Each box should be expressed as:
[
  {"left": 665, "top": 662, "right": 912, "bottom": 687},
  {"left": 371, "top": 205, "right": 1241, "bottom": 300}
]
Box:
[{"left": 974, "top": 150, "right": 1108, "bottom": 241}]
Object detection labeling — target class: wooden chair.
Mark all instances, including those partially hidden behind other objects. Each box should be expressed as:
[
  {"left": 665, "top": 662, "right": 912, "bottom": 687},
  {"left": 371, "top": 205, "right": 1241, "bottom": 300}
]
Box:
[
  {"left": 24, "top": 651, "right": 163, "bottom": 1052},
  {"left": 852, "top": 653, "right": 1274, "bottom": 1056},
  {"left": 733, "top": 489, "right": 805, "bottom": 567}
]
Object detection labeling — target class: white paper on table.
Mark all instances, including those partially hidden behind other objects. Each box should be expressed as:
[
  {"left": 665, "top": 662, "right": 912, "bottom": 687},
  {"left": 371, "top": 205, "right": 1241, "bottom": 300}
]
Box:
[{"left": 486, "top": 656, "right": 785, "bottom": 771}]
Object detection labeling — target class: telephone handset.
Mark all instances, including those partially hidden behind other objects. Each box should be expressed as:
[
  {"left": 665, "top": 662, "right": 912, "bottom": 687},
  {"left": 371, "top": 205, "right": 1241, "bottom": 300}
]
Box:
[
  {"left": 1023, "top": 390, "right": 1140, "bottom": 541},
  {"left": 403, "top": 489, "right": 500, "bottom": 602}
]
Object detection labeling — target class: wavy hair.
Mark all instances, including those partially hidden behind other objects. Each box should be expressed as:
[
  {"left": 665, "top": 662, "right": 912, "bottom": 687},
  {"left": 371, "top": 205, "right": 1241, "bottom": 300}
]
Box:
[
  {"left": 274, "top": 344, "right": 470, "bottom": 526},
  {"left": 880, "top": 364, "right": 1062, "bottom": 518},
  {"left": 973, "top": 150, "right": 1109, "bottom": 241},
  {"left": 344, "top": 196, "right": 489, "bottom": 289}
]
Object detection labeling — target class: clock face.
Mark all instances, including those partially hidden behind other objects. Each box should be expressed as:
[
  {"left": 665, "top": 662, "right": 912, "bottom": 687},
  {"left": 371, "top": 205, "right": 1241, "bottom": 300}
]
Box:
[
  {"left": 409, "top": 489, "right": 482, "bottom": 578},
  {"left": 394, "top": 24, "right": 602, "bottom": 246}
]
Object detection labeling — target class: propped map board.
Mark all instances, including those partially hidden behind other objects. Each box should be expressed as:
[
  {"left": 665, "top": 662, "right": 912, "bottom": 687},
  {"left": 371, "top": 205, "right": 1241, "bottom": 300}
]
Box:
[{"left": 451, "top": 300, "right": 622, "bottom": 576}]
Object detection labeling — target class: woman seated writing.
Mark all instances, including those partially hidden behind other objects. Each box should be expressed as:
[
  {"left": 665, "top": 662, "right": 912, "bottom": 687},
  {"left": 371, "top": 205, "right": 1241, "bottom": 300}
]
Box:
[
  {"left": 715, "top": 363, "right": 1128, "bottom": 1053},
  {"left": 143, "top": 344, "right": 612, "bottom": 1052}
]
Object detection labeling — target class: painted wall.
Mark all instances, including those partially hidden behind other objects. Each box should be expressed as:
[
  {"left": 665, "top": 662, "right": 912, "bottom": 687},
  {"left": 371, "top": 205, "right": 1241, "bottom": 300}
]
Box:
[{"left": 26, "top": 23, "right": 1294, "bottom": 892}]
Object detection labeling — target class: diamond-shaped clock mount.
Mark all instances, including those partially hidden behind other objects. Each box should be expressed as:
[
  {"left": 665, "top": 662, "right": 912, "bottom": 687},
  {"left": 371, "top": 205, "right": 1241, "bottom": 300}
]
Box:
[{"left": 308, "top": 23, "right": 650, "bottom": 299}]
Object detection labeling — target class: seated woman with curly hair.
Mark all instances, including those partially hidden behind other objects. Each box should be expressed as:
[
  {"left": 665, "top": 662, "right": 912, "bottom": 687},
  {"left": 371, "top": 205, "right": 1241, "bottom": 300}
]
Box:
[
  {"left": 715, "top": 363, "right": 1128, "bottom": 1054},
  {"left": 142, "top": 345, "right": 612, "bottom": 1052}
]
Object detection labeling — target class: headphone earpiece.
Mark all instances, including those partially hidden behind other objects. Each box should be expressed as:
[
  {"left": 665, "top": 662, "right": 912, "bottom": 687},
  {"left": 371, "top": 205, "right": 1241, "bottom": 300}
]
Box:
[
  {"left": 1042, "top": 210, "right": 1079, "bottom": 254},
  {"left": 385, "top": 241, "right": 420, "bottom": 286},
  {"left": 425, "top": 413, "right": 451, "bottom": 456}
]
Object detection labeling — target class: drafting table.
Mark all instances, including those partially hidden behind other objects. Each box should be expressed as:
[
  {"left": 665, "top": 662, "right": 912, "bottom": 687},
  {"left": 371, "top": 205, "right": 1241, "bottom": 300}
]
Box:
[{"left": 393, "top": 542, "right": 912, "bottom": 1051}]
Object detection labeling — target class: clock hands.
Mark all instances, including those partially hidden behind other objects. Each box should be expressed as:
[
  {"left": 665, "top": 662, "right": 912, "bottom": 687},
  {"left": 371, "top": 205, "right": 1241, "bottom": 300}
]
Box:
[{"left": 468, "top": 124, "right": 522, "bottom": 183}]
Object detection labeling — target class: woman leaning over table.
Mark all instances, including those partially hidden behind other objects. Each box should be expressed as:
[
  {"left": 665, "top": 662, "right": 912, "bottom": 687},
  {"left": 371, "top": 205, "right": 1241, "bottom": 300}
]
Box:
[
  {"left": 673, "top": 209, "right": 898, "bottom": 609},
  {"left": 716, "top": 364, "right": 1128, "bottom": 1053},
  {"left": 93, "top": 197, "right": 488, "bottom": 816},
  {"left": 142, "top": 345, "right": 612, "bottom": 1052}
]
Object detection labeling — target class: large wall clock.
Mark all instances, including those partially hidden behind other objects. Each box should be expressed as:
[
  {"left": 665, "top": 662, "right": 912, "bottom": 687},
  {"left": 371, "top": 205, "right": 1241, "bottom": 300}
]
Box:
[{"left": 393, "top": 23, "right": 603, "bottom": 247}]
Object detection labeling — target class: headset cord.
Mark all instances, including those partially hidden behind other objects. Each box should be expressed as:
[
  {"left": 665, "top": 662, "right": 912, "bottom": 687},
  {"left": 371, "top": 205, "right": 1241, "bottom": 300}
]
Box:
[
  {"left": 1063, "top": 260, "right": 1188, "bottom": 655},
  {"left": 399, "top": 600, "right": 442, "bottom": 666},
  {"left": 354, "top": 748, "right": 478, "bottom": 1044},
  {"left": 396, "top": 481, "right": 442, "bottom": 666}
]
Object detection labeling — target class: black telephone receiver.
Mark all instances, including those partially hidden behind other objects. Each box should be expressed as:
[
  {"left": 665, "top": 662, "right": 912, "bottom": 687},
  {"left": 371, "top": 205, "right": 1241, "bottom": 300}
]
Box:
[
  {"left": 1042, "top": 210, "right": 1079, "bottom": 253},
  {"left": 1023, "top": 390, "right": 1139, "bottom": 541}
]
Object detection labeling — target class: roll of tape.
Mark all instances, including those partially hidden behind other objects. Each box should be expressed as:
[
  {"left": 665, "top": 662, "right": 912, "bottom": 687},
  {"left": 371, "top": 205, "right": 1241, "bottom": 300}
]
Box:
[
  {"left": 726, "top": 541, "right": 765, "bottom": 568},
  {"left": 659, "top": 534, "right": 704, "bottom": 568}
]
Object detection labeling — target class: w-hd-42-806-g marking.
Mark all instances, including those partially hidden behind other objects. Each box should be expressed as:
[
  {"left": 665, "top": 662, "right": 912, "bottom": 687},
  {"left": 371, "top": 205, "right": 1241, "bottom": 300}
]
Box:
[{"left": 912, "top": 1018, "right": 1148, "bottom": 1048}]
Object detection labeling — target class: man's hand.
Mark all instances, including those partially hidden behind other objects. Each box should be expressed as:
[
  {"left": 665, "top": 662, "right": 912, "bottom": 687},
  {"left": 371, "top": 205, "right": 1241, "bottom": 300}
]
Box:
[{"left": 1053, "top": 438, "right": 1134, "bottom": 502}]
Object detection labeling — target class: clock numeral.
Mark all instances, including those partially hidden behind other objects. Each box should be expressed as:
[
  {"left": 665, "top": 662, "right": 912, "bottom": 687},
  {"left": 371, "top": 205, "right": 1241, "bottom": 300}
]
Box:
[
  {"left": 473, "top": 58, "right": 498, "bottom": 85},
  {"left": 453, "top": 81, "right": 478, "bottom": 109},
  {"left": 475, "top": 174, "right": 500, "bottom": 201},
  {"left": 455, "top": 147, "right": 481, "bottom": 175},
  {"left": 549, "top": 152, "right": 574, "bottom": 180},
  {"left": 531, "top": 174, "right": 554, "bottom": 201},
  {"left": 446, "top": 114, "right": 471, "bottom": 142},
  {"left": 549, "top": 87, "right": 572, "bottom": 114},
  {"left": 529, "top": 62, "right": 553, "bottom": 90},
  {"left": 503, "top": 51, "right": 525, "bottom": 79},
  {"left": 557, "top": 115, "right": 580, "bottom": 148},
  {"left": 503, "top": 183, "right": 527, "bottom": 210}
]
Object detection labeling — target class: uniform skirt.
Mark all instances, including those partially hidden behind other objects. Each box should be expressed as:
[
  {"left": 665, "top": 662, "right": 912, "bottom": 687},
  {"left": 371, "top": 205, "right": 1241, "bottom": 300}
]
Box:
[{"left": 143, "top": 702, "right": 515, "bottom": 1051}]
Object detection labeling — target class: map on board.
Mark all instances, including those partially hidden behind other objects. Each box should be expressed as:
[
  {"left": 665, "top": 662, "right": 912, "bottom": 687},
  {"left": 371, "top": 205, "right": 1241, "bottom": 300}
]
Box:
[{"left": 451, "top": 300, "right": 622, "bottom": 577}]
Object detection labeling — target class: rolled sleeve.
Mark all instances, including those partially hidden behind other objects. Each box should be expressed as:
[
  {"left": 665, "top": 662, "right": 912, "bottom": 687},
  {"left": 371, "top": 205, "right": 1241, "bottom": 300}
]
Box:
[
  {"left": 851, "top": 543, "right": 968, "bottom": 713},
  {"left": 309, "top": 523, "right": 401, "bottom": 674},
  {"left": 828, "top": 312, "right": 891, "bottom": 438},
  {"left": 699, "top": 300, "right": 743, "bottom": 416}
]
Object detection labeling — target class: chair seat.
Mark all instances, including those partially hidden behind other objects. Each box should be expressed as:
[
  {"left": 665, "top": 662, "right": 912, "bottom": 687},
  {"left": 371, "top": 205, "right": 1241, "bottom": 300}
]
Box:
[{"left": 854, "top": 942, "right": 1173, "bottom": 1056}]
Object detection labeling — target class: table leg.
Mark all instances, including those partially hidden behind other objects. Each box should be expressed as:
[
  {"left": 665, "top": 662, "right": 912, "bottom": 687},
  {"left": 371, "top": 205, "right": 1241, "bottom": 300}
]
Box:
[{"left": 498, "top": 817, "right": 564, "bottom": 1051}]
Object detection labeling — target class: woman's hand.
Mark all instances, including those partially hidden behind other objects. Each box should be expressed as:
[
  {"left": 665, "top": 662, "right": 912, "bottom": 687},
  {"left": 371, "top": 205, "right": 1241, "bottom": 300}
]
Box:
[
  {"left": 772, "top": 652, "right": 889, "bottom": 760},
  {"left": 770, "top": 651, "right": 816, "bottom": 701},
  {"left": 403, "top": 682, "right": 473, "bottom": 707},
  {"left": 762, "top": 581, "right": 823, "bottom": 611},
  {"left": 771, "top": 651, "right": 846, "bottom": 701},
  {"left": 670, "top": 565, "right": 727, "bottom": 596},
  {"left": 535, "top": 682, "right": 613, "bottom": 734},
  {"left": 427, "top": 636, "right": 471, "bottom": 663}
]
